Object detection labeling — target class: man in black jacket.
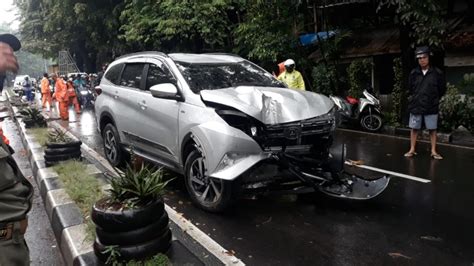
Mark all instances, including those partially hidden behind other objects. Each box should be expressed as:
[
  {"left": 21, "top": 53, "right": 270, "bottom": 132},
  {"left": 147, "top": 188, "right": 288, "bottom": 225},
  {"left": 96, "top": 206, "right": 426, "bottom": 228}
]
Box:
[{"left": 404, "top": 46, "right": 446, "bottom": 159}]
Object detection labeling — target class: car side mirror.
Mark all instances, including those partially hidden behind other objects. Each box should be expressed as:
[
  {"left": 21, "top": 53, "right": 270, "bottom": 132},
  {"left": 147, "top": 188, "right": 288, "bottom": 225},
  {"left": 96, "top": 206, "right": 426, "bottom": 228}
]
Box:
[{"left": 150, "top": 83, "right": 181, "bottom": 100}]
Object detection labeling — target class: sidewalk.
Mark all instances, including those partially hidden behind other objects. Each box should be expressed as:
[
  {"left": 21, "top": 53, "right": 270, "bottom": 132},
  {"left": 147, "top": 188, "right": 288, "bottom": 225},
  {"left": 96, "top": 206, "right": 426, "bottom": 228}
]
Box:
[{"left": 7, "top": 92, "right": 243, "bottom": 265}]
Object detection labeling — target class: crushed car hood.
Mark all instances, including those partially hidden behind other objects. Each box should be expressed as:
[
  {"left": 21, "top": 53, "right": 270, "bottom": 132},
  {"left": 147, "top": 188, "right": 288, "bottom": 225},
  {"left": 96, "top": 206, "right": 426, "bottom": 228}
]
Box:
[{"left": 200, "top": 86, "right": 334, "bottom": 124}]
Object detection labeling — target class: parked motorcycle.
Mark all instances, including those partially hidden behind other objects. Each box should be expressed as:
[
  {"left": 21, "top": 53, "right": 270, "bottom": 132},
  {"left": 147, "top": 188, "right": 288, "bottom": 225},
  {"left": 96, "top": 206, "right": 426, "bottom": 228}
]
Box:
[{"left": 329, "top": 89, "right": 383, "bottom": 132}]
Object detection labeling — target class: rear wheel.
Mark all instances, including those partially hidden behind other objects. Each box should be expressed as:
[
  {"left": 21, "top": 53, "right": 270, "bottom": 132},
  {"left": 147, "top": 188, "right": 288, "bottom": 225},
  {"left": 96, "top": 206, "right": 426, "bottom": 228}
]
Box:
[
  {"left": 102, "top": 123, "right": 126, "bottom": 167},
  {"left": 360, "top": 113, "right": 382, "bottom": 132},
  {"left": 184, "top": 150, "right": 237, "bottom": 212}
]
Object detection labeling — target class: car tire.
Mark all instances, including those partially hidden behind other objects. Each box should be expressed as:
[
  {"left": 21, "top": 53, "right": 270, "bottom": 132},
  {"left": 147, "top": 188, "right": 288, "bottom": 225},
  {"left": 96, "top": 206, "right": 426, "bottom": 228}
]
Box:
[
  {"left": 94, "top": 229, "right": 172, "bottom": 263},
  {"left": 46, "top": 140, "right": 82, "bottom": 149},
  {"left": 184, "top": 150, "right": 237, "bottom": 212},
  {"left": 44, "top": 146, "right": 81, "bottom": 156},
  {"left": 95, "top": 212, "right": 169, "bottom": 246},
  {"left": 43, "top": 151, "right": 81, "bottom": 162},
  {"left": 102, "top": 123, "right": 126, "bottom": 167},
  {"left": 91, "top": 198, "right": 165, "bottom": 232}
]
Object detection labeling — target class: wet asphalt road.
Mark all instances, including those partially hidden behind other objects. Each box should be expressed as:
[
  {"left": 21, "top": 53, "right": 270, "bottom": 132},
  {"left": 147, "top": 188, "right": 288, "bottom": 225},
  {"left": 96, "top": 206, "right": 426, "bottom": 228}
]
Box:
[
  {"left": 58, "top": 108, "right": 473, "bottom": 266},
  {"left": 3, "top": 116, "right": 63, "bottom": 265}
]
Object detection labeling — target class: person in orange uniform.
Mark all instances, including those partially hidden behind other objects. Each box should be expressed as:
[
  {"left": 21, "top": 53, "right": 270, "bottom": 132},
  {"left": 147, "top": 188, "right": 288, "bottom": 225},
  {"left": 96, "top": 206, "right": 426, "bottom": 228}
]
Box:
[
  {"left": 67, "top": 78, "right": 80, "bottom": 114},
  {"left": 52, "top": 74, "right": 69, "bottom": 120},
  {"left": 40, "top": 73, "right": 52, "bottom": 111}
]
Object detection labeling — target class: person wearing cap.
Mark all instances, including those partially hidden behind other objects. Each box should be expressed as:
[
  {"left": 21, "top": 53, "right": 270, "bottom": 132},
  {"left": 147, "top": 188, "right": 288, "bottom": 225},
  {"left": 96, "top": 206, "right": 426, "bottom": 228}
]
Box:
[
  {"left": 41, "top": 73, "right": 52, "bottom": 111},
  {"left": 52, "top": 73, "right": 69, "bottom": 120},
  {"left": 404, "top": 46, "right": 446, "bottom": 160},
  {"left": 0, "top": 33, "right": 34, "bottom": 266},
  {"left": 277, "top": 59, "right": 305, "bottom": 91}
]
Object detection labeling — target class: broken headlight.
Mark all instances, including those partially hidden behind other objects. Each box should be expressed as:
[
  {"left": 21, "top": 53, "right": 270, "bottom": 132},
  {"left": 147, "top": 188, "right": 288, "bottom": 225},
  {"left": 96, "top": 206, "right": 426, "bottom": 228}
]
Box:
[
  {"left": 215, "top": 108, "right": 264, "bottom": 139},
  {"left": 317, "top": 107, "right": 337, "bottom": 131}
]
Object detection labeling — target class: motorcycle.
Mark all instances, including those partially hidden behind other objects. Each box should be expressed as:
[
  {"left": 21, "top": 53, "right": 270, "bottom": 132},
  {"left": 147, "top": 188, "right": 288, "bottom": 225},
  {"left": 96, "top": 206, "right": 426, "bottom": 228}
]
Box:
[
  {"left": 330, "top": 89, "right": 383, "bottom": 132},
  {"left": 78, "top": 85, "right": 95, "bottom": 109}
]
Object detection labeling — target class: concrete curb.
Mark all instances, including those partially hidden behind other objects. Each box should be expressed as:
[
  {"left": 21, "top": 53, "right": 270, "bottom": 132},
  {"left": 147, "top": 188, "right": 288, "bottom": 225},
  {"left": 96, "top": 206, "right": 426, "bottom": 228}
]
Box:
[{"left": 8, "top": 96, "right": 244, "bottom": 265}]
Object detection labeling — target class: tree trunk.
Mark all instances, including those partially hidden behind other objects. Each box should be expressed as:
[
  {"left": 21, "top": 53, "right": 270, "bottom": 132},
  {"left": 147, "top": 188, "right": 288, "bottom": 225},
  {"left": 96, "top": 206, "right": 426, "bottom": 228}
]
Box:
[{"left": 399, "top": 24, "right": 414, "bottom": 125}]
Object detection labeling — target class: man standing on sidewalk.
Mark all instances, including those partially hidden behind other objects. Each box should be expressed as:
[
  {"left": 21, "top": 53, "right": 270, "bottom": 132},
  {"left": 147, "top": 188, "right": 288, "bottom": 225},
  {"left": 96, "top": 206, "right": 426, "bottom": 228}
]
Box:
[
  {"left": 404, "top": 46, "right": 446, "bottom": 160},
  {"left": 0, "top": 34, "right": 34, "bottom": 266}
]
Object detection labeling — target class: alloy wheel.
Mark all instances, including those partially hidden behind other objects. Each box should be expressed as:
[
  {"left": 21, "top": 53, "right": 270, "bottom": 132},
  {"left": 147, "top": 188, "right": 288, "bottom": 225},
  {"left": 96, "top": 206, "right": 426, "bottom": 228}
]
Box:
[
  {"left": 104, "top": 129, "right": 117, "bottom": 162},
  {"left": 188, "top": 156, "right": 224, "bottom": 204}
]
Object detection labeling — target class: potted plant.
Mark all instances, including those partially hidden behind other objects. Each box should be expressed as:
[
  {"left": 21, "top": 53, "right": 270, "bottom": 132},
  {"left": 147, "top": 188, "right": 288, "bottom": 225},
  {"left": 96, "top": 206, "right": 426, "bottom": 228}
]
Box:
[
  {"left": 44, "top": 128, "right": 82, "bottom": 166},
  {"left": 19, "top": 107, "right": 47, "bottom": 128},
  {"left": 91, "top": 163, "right": 173, "bottom": 263}
]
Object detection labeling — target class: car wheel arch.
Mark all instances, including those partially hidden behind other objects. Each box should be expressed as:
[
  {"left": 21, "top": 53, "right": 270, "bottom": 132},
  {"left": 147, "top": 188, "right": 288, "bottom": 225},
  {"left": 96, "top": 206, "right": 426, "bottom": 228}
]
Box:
[{"left": 99, "top": 112, "right": 115, "bottom": 134}]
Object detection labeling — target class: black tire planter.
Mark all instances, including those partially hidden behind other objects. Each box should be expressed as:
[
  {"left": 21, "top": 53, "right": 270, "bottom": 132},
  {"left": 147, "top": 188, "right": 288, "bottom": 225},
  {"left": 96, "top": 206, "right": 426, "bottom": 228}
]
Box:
[
  {"left": 94, "top": 229, "right": 172, "bottom": 263},
  {"left": 95, "top": 212, "right": 169, "bottom": 246},
  {"left": 44, "top": 146, "right": 81, "bottom": 156},
  {"left": 44, "top": 151, "right": 82, "bottom": 162},
  {"left": 23, "top": 119, "right": 36, "bottom": 128},
  {"left": 91, "top": 198, "right": 165, "bottom": 232},
  {"left": 45, "top": 140, "right": 82, "bottom": 149}
]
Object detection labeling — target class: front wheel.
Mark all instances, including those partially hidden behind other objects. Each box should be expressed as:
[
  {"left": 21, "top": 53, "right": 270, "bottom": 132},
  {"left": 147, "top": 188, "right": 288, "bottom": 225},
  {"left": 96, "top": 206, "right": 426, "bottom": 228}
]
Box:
[
  {"left": 184, "top": 150, "right": 237, "bottom": 212},
  {"left": 360, "top": 113, "right": 383, "bottom": 132}
]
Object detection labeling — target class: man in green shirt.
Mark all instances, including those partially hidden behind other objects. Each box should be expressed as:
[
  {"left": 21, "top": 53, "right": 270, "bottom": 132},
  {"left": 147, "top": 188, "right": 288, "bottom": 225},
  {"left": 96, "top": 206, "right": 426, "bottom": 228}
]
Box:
[{"left": 277, "top": 59, "right": 305, "bottom": 91}]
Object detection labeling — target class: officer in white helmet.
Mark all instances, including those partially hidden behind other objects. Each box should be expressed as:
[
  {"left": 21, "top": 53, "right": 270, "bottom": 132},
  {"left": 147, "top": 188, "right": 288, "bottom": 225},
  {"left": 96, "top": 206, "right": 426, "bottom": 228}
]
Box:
[{"left": 277, "top": 59, "right": 305, "bottom": 91}]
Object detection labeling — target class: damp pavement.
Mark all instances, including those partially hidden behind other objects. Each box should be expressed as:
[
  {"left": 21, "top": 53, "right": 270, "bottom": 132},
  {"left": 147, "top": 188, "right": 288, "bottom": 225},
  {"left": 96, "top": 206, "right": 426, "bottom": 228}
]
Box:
[
  {"left": 50, "top": 105, "right": 474, "bottom": 265},
  {"left": 2, "top": 115, "right": 63, "bottom": 265}
]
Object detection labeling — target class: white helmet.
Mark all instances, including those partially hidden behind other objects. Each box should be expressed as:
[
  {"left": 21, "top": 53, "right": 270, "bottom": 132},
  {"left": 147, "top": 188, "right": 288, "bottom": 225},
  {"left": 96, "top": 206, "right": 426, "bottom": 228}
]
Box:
[{"left": 284, "top": 59, "right": 295, "bottom": 66}]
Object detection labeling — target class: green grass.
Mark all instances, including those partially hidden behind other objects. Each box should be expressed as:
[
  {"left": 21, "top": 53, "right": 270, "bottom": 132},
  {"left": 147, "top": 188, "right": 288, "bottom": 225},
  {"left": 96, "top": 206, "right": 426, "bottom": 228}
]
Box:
[
  {"left": 28, "top": 127, "right": 49, "bottom": 146},
  {"left": 53, "top": 160, "right": 104, "bottom": 240}
]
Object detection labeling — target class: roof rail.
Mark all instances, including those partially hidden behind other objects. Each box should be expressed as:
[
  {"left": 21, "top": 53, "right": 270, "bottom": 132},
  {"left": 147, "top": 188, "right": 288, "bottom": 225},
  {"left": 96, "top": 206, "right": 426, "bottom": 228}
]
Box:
[
  {"left": 115, "top": 51, "right": 168, "bottom": 60},
  {"left": 203, "top": 52, "right": 242, "bottom": 58}
]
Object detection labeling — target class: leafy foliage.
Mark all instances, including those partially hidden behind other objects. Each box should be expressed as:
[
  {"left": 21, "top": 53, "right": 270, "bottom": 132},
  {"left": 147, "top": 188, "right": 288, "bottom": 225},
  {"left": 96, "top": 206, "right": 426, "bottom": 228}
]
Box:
[
  {"left": 347, "top": 59, "right": 372, "bottom": 97},
  {"left": 19, "top": 107, "right": 47, "bottom": 127},
  {"left": 47, "top": 128, "right": 73, "bottom": 144},
  {"left": 311, "top": 64, "right": 337, "bottom": 95},
  {"left": 377, "top": 0, "right": 446, "bottom": 48},
  {"left": 108, "top": 164, "right": 172, "bottom": 207},
  {"left": 439, "top": 84, "right": 474, "bottom": 133}
]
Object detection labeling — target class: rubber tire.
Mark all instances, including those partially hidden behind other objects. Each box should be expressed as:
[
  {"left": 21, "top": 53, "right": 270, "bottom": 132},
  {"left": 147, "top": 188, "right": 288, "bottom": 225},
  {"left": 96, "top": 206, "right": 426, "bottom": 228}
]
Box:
[
  {"left": 360, "top": 113, "right": 383, "bottom": 132},
  {"left": 96, "top": 212, "right": 169, "bottom": 246},
  {"left": 46, "top": 140, "right": 82, "bottom": 149},
  {"left": 43, "top": 151, "right": 81, "bottom": 162},
  {"left": 44, "top": 146, "right": 81, "bottom": 156},
  {"left": 184, "top": 150, "right": 237, "bottom": 213},
  {"left": 94, "top": 229, "right": 172, "bottom": 263},
  {"left": 102, "top": 123, "right": 126, "bottom": 167},
  {"left": 91, "top": 198, "right": 165, "bottom": 232}
]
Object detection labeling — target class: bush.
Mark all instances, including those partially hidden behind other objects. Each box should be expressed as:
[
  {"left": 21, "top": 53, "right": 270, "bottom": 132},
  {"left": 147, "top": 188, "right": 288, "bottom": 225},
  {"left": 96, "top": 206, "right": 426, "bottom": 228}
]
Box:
[
  {"left": 439, "top": 84, "right": 474, "bottom": 133},
  {"left": 312, "top": 64, "right": 337, "bottom": 95},
  {"left": 347, "top": 58, "right": 372, "bottom": 97}
]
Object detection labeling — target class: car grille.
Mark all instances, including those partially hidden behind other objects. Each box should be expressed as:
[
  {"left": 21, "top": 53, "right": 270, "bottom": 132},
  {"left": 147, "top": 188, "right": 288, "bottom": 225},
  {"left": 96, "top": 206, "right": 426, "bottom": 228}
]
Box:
[{"left": 263, "top": 117, "right": 333, "bottom": 147}]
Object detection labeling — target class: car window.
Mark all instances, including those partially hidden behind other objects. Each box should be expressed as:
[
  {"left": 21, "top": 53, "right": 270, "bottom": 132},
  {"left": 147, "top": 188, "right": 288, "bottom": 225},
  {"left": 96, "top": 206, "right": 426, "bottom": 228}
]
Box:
[
  {"left": 104, "top": 63, "right": 123, "bottom": 85},
  {"left": 119, "top": 63, "right": 145, "bottom": 89},
  {"left": 145, "top": 62, "right": 176, "bottom": 91},
  {"left": 175, "top": 61, "right": 285, "bottom": 93}
]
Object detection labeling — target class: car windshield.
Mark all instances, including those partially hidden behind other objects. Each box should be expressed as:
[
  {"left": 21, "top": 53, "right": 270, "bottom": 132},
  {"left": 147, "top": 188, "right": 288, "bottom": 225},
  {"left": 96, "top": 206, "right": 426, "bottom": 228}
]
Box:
[{"left": 175, "top": 61, "right": 285, "bottom": 93}]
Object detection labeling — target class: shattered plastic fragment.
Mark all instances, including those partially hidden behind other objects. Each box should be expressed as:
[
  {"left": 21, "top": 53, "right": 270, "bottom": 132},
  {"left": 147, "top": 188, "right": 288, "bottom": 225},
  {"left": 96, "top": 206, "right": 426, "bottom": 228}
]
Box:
[
  {"left": 388, "top": 252, "right": 412, "bottom": 259},
  {"left": 420, "top": 236, "right": 443, "bottom": 242}
]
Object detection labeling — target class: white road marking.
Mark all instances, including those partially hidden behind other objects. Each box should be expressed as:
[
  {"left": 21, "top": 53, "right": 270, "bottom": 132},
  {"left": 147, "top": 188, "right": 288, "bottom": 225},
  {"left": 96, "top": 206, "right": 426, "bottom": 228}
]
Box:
[{"left": 345, "top": 161, "right": 431, "bottom": 183}]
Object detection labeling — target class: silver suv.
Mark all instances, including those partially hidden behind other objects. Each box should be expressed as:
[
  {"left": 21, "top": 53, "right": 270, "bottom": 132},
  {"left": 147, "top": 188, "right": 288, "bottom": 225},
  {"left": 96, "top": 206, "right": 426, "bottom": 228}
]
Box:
[{"left": 95, "top": 52, "right": 390, "bottom": 212}]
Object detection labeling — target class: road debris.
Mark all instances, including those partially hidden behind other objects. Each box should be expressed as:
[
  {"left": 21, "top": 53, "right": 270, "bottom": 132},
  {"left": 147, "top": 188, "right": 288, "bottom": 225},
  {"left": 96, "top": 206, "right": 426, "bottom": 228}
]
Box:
[
  {"left": 262, "top": 217, "right": 272, "bottom": 224},
  {"left": 224, "top": 249, "right": 236, "bottom": 256},
  {"left": 420, "top": 235, "right": 443, "bottom": 242},
  {"left": 388, "top": 252, "right": 412, "bottom": 259}
]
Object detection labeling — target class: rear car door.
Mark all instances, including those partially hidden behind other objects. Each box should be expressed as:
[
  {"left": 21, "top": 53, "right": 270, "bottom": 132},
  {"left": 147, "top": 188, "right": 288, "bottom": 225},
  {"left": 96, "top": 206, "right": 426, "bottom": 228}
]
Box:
[
  {"left": 113, "top": 61, "right": 147, "bottom": 145},
  {"left": 132, "top": 59, "right": 181, "bottom": 164}
]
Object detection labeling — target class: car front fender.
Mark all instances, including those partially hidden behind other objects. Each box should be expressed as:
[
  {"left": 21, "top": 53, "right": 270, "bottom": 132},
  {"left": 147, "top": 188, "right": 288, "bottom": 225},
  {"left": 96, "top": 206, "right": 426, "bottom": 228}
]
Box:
[{"left": 189, "top": 121, "right": 266, "bottom": 180}]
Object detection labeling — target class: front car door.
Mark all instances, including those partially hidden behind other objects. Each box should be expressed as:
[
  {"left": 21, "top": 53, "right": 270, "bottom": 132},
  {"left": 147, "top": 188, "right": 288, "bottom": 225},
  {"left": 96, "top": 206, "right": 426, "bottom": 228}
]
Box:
[{"left": 133, "top": 59, "right": 181, "bottom": 165}]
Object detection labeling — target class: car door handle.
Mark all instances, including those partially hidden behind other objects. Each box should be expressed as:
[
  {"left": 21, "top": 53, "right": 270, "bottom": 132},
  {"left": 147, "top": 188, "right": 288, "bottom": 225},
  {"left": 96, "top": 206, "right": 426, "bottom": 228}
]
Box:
[
  {"left": 114, "top": 91, "right": 119, "bottom": 99},
  {"left": 138, "top": 101, "right": 147, "bottom": 110}
]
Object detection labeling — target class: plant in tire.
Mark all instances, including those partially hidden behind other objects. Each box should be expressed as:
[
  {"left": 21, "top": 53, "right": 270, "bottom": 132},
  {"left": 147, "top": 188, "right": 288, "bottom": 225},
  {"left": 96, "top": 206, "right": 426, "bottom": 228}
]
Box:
[
  {"left": 19, "top": 107, "right": 47, "bottom": 128},
  {"left": 91, "top": 163, "right": 173, "bottom": 264},
  {"left": 43, "top": 128, "right": 82, "bottom": 166}
]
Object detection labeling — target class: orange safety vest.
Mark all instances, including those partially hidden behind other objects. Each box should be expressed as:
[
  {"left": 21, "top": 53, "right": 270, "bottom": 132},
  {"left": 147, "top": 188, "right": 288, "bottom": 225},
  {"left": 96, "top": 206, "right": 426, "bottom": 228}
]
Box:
[
  {"left": 67, "top": 82, "right": 76, "bottom": 97},
  {"left": 41, "top": 77, "right": 50, "bottom": 94},
  {"left": 54, "top": 79, "right": 68, "bottom": 101}
]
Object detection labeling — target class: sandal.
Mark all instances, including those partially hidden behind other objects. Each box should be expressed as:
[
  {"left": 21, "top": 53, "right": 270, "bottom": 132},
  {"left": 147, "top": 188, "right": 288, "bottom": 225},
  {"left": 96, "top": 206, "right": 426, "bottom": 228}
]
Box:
[
  {"left": 404, "top": 151, "right": 417, "bottom": 157},
  {"left": 431, "top": 153, "right": 443, "bottom": 160}
]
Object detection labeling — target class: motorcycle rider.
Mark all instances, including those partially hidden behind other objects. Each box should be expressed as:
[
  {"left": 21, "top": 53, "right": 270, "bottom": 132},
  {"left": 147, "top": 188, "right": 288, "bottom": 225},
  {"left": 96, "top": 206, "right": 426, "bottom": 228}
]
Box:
[
  {"left": 277, "top": 59, "right": 305, "bottom": 91},
  {"left": 404, "top": 46, "right": 446, "bottom": 159}
]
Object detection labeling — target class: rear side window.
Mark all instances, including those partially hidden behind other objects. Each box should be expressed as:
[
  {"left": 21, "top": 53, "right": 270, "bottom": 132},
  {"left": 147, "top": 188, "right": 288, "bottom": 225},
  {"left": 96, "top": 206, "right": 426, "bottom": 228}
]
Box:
[
  {"left": 145, "top": 62, "right": 176, "bottom": 91},
  {"left": 104, "top": 63, "right": 123, "bottom": 85},
  {"left": 120, "top": 63, "right": 145, "bottom": 89}
]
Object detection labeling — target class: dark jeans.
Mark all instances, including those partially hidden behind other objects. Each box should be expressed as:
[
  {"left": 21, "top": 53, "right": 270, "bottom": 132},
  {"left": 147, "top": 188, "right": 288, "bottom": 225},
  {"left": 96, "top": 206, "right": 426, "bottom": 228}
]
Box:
[{"left": 24, "top": 89, "right": 33, "bottom": 102}]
